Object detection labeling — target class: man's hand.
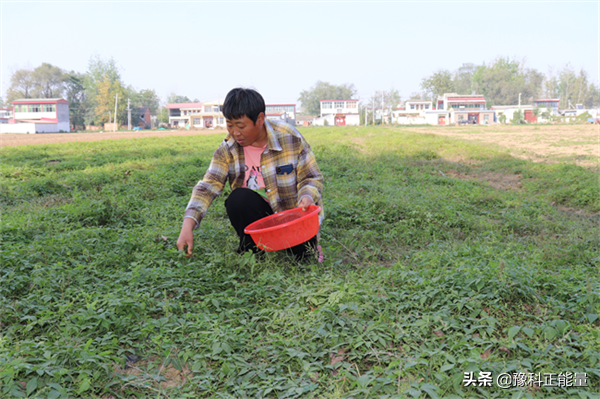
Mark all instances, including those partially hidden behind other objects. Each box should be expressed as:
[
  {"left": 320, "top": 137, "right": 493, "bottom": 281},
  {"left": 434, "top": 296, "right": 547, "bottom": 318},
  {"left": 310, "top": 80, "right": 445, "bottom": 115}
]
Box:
[
  {"left": 298, "top": 196, "right": 315, "bottom": 211},
  {"left": 177, "top": 218, "right": 197, "bottom": 256}
]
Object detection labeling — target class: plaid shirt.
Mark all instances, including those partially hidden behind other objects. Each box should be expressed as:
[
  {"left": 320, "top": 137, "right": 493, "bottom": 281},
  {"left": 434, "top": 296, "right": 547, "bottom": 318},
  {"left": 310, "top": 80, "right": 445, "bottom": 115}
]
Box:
[{"left": 184, "top": 119, "right": 324, "bottom": 228}]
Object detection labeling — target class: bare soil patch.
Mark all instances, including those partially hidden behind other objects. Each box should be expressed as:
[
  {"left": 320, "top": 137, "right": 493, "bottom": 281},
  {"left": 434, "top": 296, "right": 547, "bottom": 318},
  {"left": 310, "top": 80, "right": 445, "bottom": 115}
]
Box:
[
  {"left": 446, "top": 169, "right": 523, "bottom": 191},
  {"left": 113, "top": 355, "right": 191, "bottom": 390},
  {"left": 1, "top": 129, "right": 228, "bottom": 147},
  {"left": 402, "top": 124, "right": 599, "bottom": 167}
]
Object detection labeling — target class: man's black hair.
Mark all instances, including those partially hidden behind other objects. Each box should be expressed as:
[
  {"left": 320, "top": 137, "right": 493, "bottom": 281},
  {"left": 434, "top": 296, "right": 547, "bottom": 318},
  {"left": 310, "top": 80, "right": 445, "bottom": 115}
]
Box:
[{"left": 222, "top": 88, "right": 266, "bottom": 124}]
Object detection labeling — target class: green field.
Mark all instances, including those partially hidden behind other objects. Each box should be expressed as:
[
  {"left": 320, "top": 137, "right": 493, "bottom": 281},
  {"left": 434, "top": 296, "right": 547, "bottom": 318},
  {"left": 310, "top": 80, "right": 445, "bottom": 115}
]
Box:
[{"left": 1, "top": 126, "right": 599, "bottom": 398}]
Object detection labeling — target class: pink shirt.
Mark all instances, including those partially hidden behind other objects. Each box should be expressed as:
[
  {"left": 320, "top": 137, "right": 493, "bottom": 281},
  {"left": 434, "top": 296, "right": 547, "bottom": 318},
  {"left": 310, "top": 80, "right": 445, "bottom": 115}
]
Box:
[{"left": 241, "top": 144, "right": 268, "bottom": 200}]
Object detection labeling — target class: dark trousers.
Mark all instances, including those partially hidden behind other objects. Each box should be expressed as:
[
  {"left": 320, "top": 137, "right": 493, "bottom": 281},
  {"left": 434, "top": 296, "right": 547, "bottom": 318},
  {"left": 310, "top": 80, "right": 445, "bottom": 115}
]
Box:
[{"left": 225, "top": 188, "right": 317, "bottom": 260}]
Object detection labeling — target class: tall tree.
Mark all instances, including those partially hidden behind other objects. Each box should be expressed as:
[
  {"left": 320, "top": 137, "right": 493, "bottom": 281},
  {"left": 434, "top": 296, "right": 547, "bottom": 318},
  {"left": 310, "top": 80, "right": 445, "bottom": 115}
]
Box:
[
  {"left": 420, "top": 70, "right": 454, "bottom": 101},
  {"left": 298, "top": 81, "right": 356, "bottom": 115},
  {"left": 64, "top": 71, "right": 87, "bottom": 129},
  {"left": 133, "top": 89, "right": 161, "bottom": 114},
  {"left": 368, "top": 89, "right": 401, "bottom": 109},
  {"left": 585, "top": 82, "right": 600, "bottom": 108},
  {"left": 366, "top": 89, "right": 402, "bottom": 124},
  {"left": 453, "top": 63, "right": 476, "bottom": 94},
  {"left": 6, "top": 69, "right": 35, "bottom": 102},
  {"left": 158, "top": 104, "right": 170, "bottom": 124},
  {"left": 94, "top": 75, "right": 126, "bottom": 125},
  {"left": 31, "top": 63, "right": 66, "bottom": 98},
  {"left": 83, "top": 55, "right": 121, "bottom": 94},
  {"left": 83, "top": 56, "right": 122, "bottom": 125},
  {"left": 471, "top": 57, "right": 541, "bottom": 107},
  {"left": 167, "top": 93, "right": 192, "bottom": 104},
  {"left": 555, "top": 65, "right": 597, "bottom": 108},
  {"left": 543, "top": 67, "right": 560, "bottom": 99}
]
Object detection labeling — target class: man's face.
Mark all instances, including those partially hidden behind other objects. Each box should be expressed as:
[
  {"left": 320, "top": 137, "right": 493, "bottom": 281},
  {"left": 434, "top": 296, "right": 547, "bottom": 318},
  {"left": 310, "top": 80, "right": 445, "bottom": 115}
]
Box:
[{"left": 226, "top": 113, "right": 267, "bottom": 147}]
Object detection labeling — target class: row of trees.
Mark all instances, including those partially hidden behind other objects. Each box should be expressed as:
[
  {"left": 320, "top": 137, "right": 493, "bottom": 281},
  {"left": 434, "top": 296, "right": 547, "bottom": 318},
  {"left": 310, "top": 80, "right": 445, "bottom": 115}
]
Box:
[
  {"left": 298, "top": 58, "right": 598, "bottom": 116},
  {"left": 5, "top": 57, "right": 162, "bottom": 129},
  {"left": 420, "top": 57, "right": 599, "bottom": 108},
  {"left": 5, "top": 57, "right": 598, "bottom": 128}
]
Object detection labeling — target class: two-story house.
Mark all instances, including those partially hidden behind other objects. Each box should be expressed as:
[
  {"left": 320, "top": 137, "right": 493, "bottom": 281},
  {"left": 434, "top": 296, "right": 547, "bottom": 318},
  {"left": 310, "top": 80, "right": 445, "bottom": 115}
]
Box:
[
  {"left": 314, "top": 99, "right": 359, "bottom": 126},
  {"left": 195, "top": 100, "right": 225, "bottom": 128},
  {"left": 0, "top": 98, "right": 70, "bottom": 133},
  {"left": 434, "top": 93, "right": 494, "bottom": 125},
  {"left": 167, "top": 100, "right": 298, "bottom": 129},
  {"left": 166, "top": 102, "right": 203, "bottom": 128},
  {"left": 393, "top": 99, "right": 432, "bottom": 124}
]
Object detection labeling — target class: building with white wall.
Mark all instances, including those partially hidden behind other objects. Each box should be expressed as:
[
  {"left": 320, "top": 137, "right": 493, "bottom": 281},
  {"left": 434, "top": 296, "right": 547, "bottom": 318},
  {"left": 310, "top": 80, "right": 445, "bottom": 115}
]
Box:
[
  {"left": 166, "top": 100, "right": 226, "bottom": 129},
  {"left": 314, "top": 99, "right": 360, "bottom": 126},
  {"left": 167, "top": 100, "right": 299, "bottom": 129},
  {"left": 534, "top": 99, "right": 560, "bottom": 115},
  {"left": 0, "top": 107, "right": 13, "bottom": 123},
  {"left": 392, "top": 100, "right": 432, "bottom": 124},
  {"left": 166, "top": 102, "right": 203, "bottom": 128},
  {"left": 490, "top": 105, "right": 537, "bottom": 123},
  {"left": 0, "top": 98, "right": 70, "bottom": 133},
  {"left": 265, "top": 104, "right": 296, "bottom": 126},
  {"left": 436, "top": 93, "right": 486, "bottom": 111}
]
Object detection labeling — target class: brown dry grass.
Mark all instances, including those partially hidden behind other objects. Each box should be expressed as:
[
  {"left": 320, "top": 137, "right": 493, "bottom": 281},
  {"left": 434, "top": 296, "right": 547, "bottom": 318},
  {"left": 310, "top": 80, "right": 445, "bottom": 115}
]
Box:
[{"left": 400, "top": 124, "right": 599, "bottom": 167}]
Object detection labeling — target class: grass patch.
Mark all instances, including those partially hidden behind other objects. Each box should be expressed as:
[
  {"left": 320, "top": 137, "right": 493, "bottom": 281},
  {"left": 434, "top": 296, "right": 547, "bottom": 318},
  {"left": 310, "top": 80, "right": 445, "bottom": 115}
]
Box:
[{"left": 1, "top": 126, "right": 599, "bottom": 398}]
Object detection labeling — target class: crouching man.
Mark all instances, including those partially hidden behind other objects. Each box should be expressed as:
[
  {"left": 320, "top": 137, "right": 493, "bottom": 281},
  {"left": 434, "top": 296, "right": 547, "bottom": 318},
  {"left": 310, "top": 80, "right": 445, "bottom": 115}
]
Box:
[{"left": 177, "top": 88, "right": 324, "bottom": 261}]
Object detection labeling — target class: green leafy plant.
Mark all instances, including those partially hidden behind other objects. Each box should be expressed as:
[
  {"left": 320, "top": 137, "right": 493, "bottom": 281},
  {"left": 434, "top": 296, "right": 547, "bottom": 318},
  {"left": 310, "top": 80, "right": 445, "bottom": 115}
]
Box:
[{"left": 1, "top": 126, "right": 598, "bottom": 398}]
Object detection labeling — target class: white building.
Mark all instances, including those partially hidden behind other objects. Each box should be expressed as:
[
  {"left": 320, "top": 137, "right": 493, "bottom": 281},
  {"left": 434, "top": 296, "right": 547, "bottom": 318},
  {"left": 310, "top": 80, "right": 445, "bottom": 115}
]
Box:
[
  {"left": 194, "top": 100, "right": 226, "bottom": 128},
  {"left": 0, "top": 98, "right": 70, "bottom": 133},
  {"left": 490, "top": 105, "right": 537, "bottom": 123},
  {"left": 392, "top": 100, "right": 432, "bottom": 124},
  {"left": 313, "top": 99, "right": 360, "bottom": 126},
  {"left": 167, "top": 100, "right": 299, "bottom": 129},
  {"left": 166, "top": 102, "right": 203, "bottom": 128},
  {"left": 0, "top": 107, "right": 13, "bottom": 123},
  {"left": 166, "top": 100, "right": 226, "bottom": 129},
  {"left": 265, "top": 104, "right": 296, "bottom": 126}
]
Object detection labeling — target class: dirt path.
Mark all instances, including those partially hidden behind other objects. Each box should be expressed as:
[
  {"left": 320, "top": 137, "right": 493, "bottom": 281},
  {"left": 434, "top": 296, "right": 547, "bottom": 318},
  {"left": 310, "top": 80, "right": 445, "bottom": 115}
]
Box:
[{"left": 0, "top": 129, "right": 228, "bottom": 147}]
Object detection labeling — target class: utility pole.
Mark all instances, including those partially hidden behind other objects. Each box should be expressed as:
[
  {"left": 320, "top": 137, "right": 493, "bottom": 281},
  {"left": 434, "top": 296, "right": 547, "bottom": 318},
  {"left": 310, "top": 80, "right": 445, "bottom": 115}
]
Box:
[
  {"left": 518, "top": 93, "right": 521, "bottom": 107},
  {"left": 113, "top": 94, "right": 119, "bottom": 132},
  {"left": 371, "top": 92, "right": 374, "bottom": 126},
  {"left": 381, "top": 91, "right": 384, "bottom": 125},
  {"left": 127, "top": 99, "right": 131, "bottom": 130}
]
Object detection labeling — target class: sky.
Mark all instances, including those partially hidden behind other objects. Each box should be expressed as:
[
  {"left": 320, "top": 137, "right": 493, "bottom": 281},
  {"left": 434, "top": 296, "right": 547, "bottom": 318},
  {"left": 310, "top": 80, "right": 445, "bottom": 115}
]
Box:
[{"left": 1, "top": 1, "right": 598, "bottom": 106}]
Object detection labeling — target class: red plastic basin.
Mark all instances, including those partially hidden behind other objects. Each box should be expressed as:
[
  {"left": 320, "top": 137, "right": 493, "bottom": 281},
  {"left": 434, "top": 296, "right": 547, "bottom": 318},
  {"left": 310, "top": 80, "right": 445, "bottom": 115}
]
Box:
[{"left": 244, "top": 205, "right": 321, "bottom": 251}]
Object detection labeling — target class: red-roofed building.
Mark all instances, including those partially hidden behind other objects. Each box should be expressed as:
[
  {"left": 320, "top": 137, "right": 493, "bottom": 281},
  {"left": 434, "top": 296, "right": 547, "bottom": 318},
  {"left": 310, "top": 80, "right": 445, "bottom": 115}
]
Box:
[
  {"left": 166, "top": 102, "right": 203, "bottom": 127},
  {"left": 0, "top": 98, "right": 70, "bottom": 133},
  {"left": 436, "top": 93, "right": 486, "bottom": 111},
  {"left": 433, "top": 93, "right": 493, "bottom": 125},
  {"left": 166, "top": 100, "right": 227, "bottom": 128},
  {"left": 534, "top": 98, "right": 560, "bottom": 113}
]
